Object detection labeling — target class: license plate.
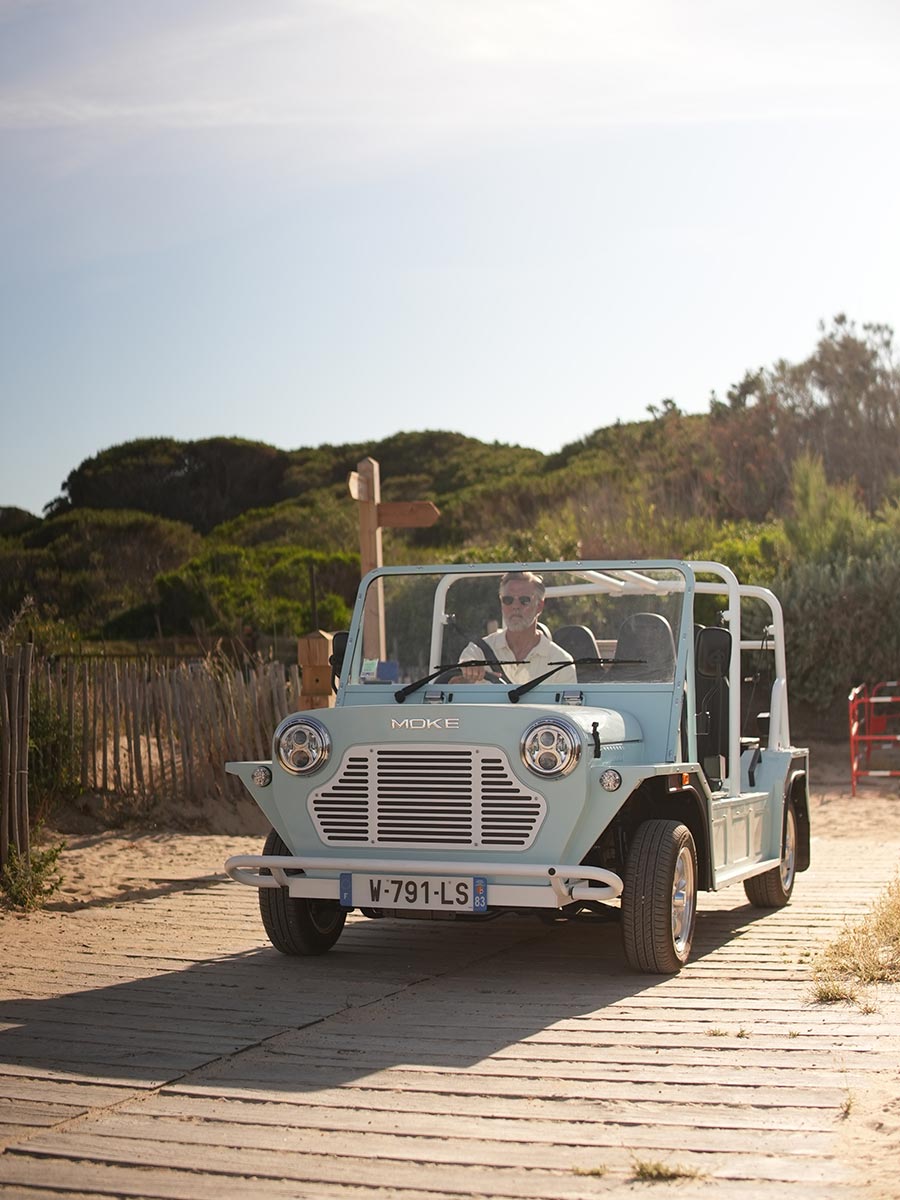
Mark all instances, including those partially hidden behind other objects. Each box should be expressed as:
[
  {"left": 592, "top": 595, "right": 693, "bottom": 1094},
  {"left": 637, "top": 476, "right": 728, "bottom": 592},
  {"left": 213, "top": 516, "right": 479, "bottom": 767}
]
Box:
[{"left": 340, "top": 873, "right": 487, "bottom": 912}]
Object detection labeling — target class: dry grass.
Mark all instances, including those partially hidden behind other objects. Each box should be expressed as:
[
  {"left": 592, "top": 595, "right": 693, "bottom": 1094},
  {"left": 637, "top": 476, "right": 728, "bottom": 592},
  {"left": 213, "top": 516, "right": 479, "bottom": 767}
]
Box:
[
  {"left": 812, "top": 978, "right": 859, "bottom": 1003},
  {"left": 812, "top": 876, "right": 900, "bottom": 993},
  {"left": 631, "top": 1158, "right": 703, "bottom": 1181}
]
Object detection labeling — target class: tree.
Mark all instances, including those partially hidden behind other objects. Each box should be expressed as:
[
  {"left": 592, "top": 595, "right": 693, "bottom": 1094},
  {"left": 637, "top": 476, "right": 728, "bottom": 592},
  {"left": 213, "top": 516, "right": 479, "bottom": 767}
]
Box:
[
  {"left": 55, "top": 437, "right": 292, "bottom": 533},
  {"left": 0, "top": 509, "right": 201, "bottom": 635},
  {"left": 765, "top": 317, "right": 900, "bottom": 512}
]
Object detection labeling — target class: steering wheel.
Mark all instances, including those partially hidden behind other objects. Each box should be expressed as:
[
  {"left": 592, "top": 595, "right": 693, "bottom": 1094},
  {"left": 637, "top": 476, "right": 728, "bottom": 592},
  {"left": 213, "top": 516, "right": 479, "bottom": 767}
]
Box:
[
  {"left": 432, "top": 667, "right": 506, "bottom": 685},
  {"left": 430, "top": 637, "right": 513, "bottom": 686}
]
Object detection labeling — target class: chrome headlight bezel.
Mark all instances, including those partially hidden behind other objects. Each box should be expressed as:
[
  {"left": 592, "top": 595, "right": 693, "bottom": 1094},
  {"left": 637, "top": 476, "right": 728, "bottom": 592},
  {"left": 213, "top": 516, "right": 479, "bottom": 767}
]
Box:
[
  {"left": 274, "top": 715, "right": 332, "bottom": 775},
  {"left": 520, "top": 717, "right": 582, "bottom": 778}
]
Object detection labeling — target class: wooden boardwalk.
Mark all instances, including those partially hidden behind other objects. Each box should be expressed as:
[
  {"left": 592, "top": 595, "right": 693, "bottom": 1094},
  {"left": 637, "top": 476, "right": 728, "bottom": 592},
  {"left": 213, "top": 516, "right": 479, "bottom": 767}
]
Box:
[{"left": 1, "top": 828, "right": 899, "bottom": 1198}]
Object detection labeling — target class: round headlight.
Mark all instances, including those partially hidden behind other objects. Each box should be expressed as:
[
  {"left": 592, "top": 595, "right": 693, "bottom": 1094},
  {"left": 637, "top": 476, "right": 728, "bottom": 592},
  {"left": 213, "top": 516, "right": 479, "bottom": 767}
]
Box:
[
  {"left": 275, "top": 716, "right": 331, "bottom": 775},
  {"left": 520, "top": 718, "right": 581, "bottom": 778}
]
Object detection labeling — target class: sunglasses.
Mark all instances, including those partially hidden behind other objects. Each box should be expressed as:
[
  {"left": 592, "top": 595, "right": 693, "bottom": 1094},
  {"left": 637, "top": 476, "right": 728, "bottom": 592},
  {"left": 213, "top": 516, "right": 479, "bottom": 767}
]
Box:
[{"left": 500, "top": 594, "right": 538, "bottom": 606}]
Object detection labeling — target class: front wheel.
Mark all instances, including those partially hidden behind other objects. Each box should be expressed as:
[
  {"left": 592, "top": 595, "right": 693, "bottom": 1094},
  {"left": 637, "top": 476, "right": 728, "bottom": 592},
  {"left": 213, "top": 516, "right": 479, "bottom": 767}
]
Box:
[
  {"left": 622, "top": 820, "right": 698, "bottom": 974},
  {"left": 743, "top": 799, "right": 797, "bottom": 908},
  {"left": 258, "top": 829, "right": 347, "bottom": 955}
]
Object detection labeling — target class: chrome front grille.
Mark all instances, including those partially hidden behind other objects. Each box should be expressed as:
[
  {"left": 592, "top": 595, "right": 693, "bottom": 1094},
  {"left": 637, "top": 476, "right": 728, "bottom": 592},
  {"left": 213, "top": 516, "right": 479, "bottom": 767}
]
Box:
[{"left": 308, "top": 744, "right": 545, "bottom": 850}]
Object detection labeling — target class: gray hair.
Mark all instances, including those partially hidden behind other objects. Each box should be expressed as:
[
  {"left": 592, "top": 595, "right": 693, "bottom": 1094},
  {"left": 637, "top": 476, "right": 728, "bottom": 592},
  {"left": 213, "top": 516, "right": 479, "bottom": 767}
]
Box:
[{"left": 498, "top": 571, "right": 545, "bottom": 597}]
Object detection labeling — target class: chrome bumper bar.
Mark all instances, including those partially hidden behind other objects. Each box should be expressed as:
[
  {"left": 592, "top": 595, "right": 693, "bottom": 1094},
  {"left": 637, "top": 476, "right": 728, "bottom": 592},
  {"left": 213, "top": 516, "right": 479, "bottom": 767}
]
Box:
[{"left": 224, "top": 854, "right": 623, "bottom": 907}]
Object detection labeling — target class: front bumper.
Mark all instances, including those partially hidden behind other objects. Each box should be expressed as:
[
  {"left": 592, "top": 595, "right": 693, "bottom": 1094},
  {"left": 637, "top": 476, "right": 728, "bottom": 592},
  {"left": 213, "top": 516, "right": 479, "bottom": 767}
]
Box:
[{"left": 224, "top": 853, "right": 623, "bottom": 908}]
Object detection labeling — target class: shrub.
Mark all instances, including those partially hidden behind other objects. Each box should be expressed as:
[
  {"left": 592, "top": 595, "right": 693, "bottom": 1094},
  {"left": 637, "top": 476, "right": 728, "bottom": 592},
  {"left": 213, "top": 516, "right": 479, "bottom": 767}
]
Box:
[
  {"left": 1, "top": 837, "right": 66, "bottom": 911},
  {"left": 28, "top": 689, "right": 82, "bottom": 826},
  {"left": 778, "top": 551, "right": 900, "bottom": 710}
]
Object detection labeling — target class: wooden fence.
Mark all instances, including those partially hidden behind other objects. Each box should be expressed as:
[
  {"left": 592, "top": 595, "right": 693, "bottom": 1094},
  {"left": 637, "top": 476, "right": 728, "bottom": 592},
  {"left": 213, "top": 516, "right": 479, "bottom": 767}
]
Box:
[
  {"left": 1, "top": 649, "right": 302, "bottom": 845},
  {"left": 1, "top": 644, "right": 34, "bottom": 870}
]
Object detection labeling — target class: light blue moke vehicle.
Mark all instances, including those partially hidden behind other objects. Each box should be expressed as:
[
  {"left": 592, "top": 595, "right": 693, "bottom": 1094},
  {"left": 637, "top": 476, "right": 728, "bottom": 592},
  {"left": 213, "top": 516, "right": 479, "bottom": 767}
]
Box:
[{"left": 225, "top": 560, "right": 810, "bottom": 974}]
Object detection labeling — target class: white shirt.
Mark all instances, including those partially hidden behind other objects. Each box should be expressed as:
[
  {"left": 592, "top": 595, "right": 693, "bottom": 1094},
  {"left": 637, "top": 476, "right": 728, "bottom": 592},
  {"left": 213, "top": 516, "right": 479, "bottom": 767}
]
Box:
[{"left": 460, "top": 629, "right": 577, "bottom": 685}]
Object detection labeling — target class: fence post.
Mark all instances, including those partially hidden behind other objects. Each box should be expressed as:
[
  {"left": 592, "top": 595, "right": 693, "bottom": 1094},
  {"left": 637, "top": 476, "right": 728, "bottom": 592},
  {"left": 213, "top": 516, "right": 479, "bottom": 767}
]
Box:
[
  {"left": 0, "top": 654, "right": 10, "bottom": 871},
  {"left": 0, "top": 644, "right": 32, "bottom": 871},
  {"left": 297, "top": 632, "right": 335, "bottom": 710}
]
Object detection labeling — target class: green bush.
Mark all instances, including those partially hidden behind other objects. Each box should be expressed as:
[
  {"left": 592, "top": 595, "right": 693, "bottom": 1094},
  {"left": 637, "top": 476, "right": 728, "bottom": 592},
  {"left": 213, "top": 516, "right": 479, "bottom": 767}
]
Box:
[
  {"left": 1, "top": 837, "right": 66, "bottom": 911},
  {"left": 153, "top": 546, "right": 359, "bottom": 637},
  {"left": 778, "top": 551, "right": 900, "bottom": 710},
  {"left": 28, "top": 690, "right": 82, "bottom": 825}
]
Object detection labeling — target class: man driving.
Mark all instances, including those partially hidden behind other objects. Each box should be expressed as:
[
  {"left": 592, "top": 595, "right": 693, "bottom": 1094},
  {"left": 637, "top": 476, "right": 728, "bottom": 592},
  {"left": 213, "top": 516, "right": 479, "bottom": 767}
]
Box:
[{"left": 459, "top": 571, "right": 577, "bottom": 685}]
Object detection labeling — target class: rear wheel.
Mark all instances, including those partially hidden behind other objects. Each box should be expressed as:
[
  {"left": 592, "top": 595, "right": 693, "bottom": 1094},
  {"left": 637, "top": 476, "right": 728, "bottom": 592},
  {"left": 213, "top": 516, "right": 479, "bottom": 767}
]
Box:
[
  {"left": 258, "top": 829, "right": 347, "bottom": 955},
  {"left": 743, "top": 799, "right": 797, "bottom": 908},
  {"left": 622, "top": 820, "right": 698, "bottom": 974}
]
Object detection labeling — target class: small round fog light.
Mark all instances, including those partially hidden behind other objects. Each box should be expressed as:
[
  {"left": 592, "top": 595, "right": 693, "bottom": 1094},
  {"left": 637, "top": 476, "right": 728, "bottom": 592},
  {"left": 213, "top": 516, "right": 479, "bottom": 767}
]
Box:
[
  {"left": 599, "top": 768, "right": 622, "bottom": 792},
  {"left": 251, "top": 766, "right": 272, "bottom": 788}
]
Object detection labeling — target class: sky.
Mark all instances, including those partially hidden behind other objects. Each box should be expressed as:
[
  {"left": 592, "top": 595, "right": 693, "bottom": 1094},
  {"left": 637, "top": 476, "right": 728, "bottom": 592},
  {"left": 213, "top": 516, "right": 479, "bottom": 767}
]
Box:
[{"left": 1, "top": 0, "right": 899, "bottom": 517}]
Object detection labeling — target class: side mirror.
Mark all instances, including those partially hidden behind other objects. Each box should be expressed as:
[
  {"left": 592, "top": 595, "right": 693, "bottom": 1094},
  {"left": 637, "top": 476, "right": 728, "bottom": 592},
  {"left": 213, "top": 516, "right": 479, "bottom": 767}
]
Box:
[
  {"left": 329, "top": 631, "right": 349, "bottom": 690},
  {"left": 696, "top": 626, "right": 731, "bottom": 678}
]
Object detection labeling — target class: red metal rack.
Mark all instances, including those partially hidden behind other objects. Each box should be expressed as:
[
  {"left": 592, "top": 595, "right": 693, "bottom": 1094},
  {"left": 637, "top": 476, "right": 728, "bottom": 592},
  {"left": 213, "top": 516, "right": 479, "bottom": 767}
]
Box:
[{"left": 848, "top": 681, "right": 900, "bottom": 795}]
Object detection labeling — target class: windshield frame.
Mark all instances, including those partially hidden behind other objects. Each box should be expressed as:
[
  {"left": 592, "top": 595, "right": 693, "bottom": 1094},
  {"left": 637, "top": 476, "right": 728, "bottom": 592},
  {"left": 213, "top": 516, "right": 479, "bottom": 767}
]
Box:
[{"left": 341, "top": 559, "right": 696, "bottom": 701}]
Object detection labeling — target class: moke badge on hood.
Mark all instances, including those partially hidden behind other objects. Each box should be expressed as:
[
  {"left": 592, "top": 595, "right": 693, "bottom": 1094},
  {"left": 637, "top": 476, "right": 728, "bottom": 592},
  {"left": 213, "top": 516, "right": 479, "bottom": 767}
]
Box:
[{"left": 390, "top": 717, "right": 460, "bottom": 729}]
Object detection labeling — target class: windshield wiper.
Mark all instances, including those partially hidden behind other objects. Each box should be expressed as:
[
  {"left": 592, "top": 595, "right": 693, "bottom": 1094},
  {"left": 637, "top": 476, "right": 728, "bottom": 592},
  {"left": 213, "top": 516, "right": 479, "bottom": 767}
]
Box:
[
  {"left": 507, "top": 657, "right": 644, "bottom": 703},
  {"left": 394, "top": 660, "right": 521, "bottom": 704},
  {"left": 397, "top": 653, "right": 646, "bottom": 704}
]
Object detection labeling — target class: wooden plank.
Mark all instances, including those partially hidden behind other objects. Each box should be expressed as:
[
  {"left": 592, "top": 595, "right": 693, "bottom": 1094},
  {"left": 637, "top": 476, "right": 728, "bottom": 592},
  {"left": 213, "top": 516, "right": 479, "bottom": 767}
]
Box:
[
  {"left": 8, "top": 1131, "right": 855, "bottom": 1188},
  {"left": 179, "top": 1064, "right": 849, "bottom": 1109},
  {"left": 0, "top": 1098, "right": 83, "bottom": 1126},
  {"left": 0, "top": 1155, "right": 446, "bottom": 1200},
  {"left": 141, "top": 1088, "right": 837, "bottom": 1133},
  {"left": 0, "top": 1023, "right": 262, "bottom": 1056},
  {"left": 109, "top": 1101, "right": 835, "bottom": 1156},
  {"left": 0, "top": 1077, "right": 138, "bottom": 1108}
]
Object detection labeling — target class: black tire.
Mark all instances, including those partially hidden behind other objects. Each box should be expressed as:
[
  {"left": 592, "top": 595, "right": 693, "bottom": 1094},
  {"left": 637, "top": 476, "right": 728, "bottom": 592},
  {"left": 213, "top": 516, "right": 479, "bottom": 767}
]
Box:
[
  {"left": 743, "top": 798, "right": 797, "bottom": 908},
  {"left": 258, "top": 829, "right": 347, "bottom": 955},
  {"left": 622, "top": 820, "right": 698, "bottom": 974}
]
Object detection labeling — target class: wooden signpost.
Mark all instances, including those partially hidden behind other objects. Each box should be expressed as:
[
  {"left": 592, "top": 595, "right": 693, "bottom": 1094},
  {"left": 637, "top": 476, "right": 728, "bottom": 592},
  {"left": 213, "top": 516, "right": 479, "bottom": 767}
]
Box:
[
  {"left": 298, "top": 458, "right": 439, "bottom": 707},
  {"left": 347, "top": 457, "right": 440, "bottom": 661}
]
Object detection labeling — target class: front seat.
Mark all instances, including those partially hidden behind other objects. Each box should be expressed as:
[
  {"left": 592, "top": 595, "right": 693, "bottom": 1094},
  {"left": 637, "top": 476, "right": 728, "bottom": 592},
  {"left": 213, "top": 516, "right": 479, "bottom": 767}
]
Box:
[
  {"left": 553, "top": 624, "right": 606, "bottom": 681},
  {"left": 604, "top": 613, "right": 676, "bottom": 682}
]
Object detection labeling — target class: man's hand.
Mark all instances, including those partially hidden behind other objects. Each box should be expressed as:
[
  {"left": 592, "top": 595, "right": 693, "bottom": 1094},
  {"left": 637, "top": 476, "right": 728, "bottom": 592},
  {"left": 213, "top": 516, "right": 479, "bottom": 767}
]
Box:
[{"left": 461, "top": 662, "right": 488, "bottom": 684}]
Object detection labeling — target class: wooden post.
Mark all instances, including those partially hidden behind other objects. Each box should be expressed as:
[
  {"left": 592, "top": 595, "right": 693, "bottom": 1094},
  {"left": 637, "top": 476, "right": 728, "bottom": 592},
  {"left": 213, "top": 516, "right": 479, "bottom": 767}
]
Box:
[
  {"left": 347, "top": 457, "right": 440, "bottom": 665},
  {"left": 349, "top": 457, "right": 383, "bottom": 579},
  {"left": 297, "top": 631, "right": 335, "bottom": 710},
  {"left": 348, "top": 458, "right": 386, "bottom": 661}
]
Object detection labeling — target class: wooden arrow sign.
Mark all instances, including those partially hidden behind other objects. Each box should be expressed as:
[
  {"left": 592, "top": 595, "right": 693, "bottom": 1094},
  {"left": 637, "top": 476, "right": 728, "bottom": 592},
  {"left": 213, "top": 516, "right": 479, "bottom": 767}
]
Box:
[{"left": 376, "top": 500, "right": 440, "bottom": 529}]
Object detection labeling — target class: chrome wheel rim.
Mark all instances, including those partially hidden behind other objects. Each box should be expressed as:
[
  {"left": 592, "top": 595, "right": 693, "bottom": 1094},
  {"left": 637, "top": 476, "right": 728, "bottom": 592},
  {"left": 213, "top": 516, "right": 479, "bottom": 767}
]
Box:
[
  {"left": 780, "top": 806, "right": 797, "bottom": 891},
  {"left": 671, "top": 845, "right": 696, "bottom": 957}
]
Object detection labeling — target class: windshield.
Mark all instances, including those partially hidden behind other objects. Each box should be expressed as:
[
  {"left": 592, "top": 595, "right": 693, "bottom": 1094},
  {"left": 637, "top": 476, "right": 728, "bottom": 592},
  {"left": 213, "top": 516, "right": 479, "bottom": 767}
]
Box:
[{"left": 345, "top": 564, "right": 689, "bottom": 692}]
